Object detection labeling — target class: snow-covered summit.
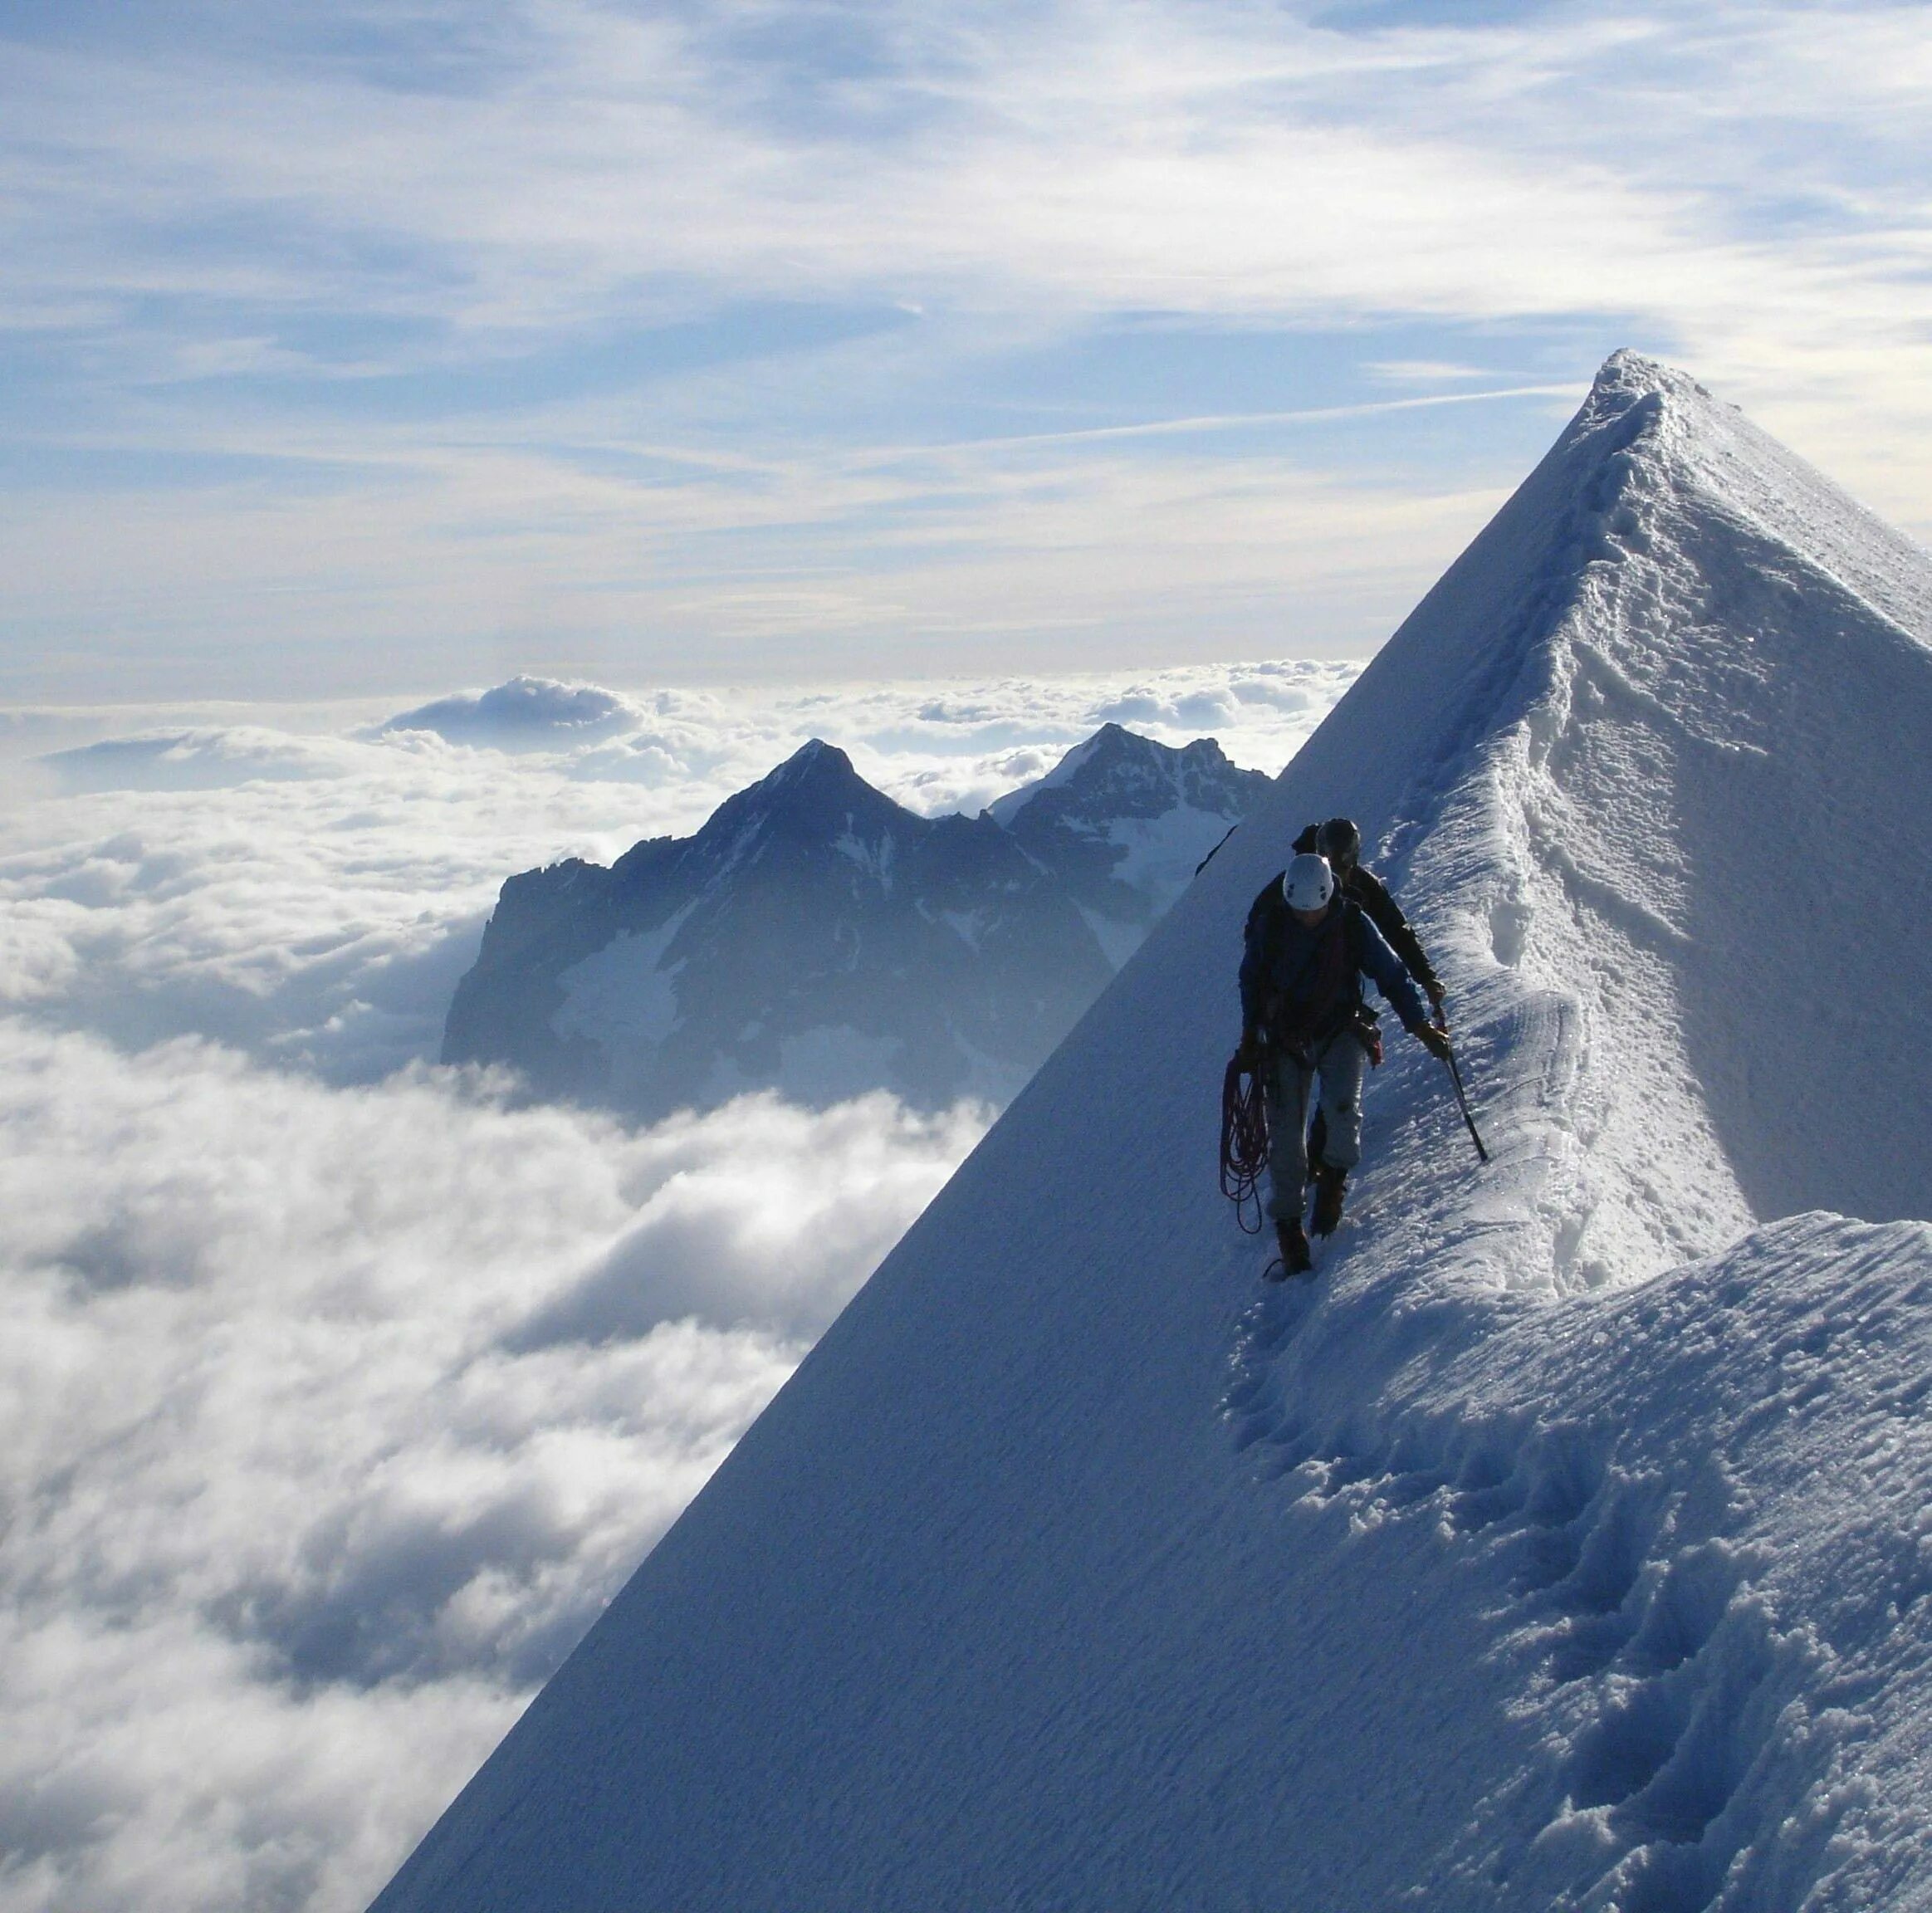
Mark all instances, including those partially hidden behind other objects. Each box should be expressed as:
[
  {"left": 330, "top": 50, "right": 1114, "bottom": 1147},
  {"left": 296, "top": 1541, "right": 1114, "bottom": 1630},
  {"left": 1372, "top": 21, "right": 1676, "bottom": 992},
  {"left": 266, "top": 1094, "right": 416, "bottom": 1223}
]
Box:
[{"left": 378, "top": 356, "right": 1932, "bottom": 1912}]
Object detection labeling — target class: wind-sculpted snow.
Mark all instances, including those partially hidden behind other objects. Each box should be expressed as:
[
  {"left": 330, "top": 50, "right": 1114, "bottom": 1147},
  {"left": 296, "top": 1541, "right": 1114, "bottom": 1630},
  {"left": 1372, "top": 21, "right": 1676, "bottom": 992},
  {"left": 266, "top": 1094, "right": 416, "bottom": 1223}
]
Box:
[
  {"left": 373, "top": 355, "right": 1932, "bottom": 1912},
  {"left": 1220, "top": 1211, "right": 1932, "bottom": 1908}
]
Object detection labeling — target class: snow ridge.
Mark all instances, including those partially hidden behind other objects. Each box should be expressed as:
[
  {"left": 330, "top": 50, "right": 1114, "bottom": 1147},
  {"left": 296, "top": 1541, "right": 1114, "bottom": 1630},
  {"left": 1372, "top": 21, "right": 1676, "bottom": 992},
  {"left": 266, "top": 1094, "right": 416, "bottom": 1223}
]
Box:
[{"left": 373, "top": 356, "right": 1932, "bottom": 1913}]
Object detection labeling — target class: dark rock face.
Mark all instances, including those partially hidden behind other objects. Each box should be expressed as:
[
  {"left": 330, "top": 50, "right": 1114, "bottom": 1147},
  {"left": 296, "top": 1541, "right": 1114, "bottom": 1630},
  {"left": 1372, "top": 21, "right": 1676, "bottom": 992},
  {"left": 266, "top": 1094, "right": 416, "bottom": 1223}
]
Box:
[
  {"left": 992, "top": 723, "right": 1273, "bottom": 941},
  {"left": 443, "top": 730, "right": 1270, "bottom": 1118}
]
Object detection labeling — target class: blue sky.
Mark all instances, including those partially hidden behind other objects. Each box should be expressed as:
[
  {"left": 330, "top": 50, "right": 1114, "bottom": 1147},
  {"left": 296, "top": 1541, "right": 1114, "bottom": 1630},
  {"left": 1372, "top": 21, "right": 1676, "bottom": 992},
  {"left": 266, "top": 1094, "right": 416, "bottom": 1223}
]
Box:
[{"left": 2, "top": 0, "right": 1930, "bottom": 698}]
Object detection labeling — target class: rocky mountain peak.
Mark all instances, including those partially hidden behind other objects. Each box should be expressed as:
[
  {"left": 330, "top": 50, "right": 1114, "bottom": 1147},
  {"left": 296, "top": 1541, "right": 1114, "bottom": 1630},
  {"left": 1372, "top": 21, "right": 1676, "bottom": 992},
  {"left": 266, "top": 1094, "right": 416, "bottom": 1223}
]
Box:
[
  {"left": 694, "top": 736, "right": 909, "bottom": 867},
  {"left": 442, "top": 722, "right": 1272, "bottom": 1121},
  {"left": 746, "top": 737, "right": 876, "bottom": 810}
]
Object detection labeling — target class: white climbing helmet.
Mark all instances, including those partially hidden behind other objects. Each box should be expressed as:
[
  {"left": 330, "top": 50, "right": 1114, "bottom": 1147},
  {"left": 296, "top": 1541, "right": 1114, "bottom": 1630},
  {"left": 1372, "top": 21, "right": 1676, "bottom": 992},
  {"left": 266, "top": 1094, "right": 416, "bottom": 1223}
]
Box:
[{"left": 1284, "top": 853, "right": 1334, "bottom": 912}]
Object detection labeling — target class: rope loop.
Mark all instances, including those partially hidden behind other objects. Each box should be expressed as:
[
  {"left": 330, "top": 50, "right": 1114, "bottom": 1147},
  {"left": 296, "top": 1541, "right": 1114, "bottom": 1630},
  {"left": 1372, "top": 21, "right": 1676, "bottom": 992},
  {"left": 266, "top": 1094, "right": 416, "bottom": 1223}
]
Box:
[{"left": 1220, "top": 1051, "right": 1270, "bottom": 1235}]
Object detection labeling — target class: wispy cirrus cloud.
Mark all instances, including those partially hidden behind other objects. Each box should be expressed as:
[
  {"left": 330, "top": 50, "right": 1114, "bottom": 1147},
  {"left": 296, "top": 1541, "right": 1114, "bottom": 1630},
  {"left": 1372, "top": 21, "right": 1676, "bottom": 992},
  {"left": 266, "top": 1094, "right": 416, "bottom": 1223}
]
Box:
[
  {"left": 11, "top": 2, "right": 1925, "bottom": 342},
  {"left": 3, "top": 0, "right": 1929, "bottom": 694}
]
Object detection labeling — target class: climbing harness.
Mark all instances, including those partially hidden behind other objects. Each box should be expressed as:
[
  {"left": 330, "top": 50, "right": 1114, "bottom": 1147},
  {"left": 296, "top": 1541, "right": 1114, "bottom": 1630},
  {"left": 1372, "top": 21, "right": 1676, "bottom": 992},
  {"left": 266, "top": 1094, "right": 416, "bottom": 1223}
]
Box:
[{"left": 1220, "top": 1049, "right": 1271, "bottom": 1235}]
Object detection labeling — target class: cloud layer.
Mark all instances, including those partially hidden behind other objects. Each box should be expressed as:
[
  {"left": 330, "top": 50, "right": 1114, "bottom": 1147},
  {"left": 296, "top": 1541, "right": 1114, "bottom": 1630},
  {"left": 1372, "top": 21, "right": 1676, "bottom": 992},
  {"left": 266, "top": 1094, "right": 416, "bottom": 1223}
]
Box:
[
  {"left": 0, "top": 1022, "right": 981, "bottom": 1913},
  {"left": 0, "top": 660, "right": 1354, "bottom": 1083},
  {"left": 0, "top": 663, "right": 1350, "bottom": 1911}
]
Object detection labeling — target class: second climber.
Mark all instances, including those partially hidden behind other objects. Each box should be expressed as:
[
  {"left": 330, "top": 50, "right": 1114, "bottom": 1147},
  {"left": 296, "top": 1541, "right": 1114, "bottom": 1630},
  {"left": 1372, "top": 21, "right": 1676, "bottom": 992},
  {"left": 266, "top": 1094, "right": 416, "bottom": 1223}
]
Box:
[{"left": 1239, "top": 850, "right": 1450, "bottom": 1276}]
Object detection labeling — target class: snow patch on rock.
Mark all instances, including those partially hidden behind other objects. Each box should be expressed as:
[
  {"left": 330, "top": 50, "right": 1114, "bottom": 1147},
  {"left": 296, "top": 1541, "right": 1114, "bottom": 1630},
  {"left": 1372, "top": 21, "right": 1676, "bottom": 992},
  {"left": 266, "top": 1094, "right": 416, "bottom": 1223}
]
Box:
[{"left": 551, "top": 905, "right": 695, "bottom": 1053}]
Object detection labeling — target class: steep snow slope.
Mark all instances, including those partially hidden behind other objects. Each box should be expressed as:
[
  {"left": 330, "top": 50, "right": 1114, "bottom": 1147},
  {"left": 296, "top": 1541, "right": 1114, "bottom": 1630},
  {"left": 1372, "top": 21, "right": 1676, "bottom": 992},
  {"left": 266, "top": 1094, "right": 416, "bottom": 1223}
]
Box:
[{"left": 373, "top": 355, "right": 1932, "bottom": 1912}]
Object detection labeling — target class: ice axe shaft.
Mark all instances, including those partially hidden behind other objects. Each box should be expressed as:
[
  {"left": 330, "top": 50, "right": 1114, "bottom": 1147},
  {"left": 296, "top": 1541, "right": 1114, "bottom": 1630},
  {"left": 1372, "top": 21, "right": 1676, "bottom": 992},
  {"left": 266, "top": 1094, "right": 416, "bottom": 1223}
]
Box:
[{"left": 1443, "top": 1041, "right": 1489, "bottom": 1164}]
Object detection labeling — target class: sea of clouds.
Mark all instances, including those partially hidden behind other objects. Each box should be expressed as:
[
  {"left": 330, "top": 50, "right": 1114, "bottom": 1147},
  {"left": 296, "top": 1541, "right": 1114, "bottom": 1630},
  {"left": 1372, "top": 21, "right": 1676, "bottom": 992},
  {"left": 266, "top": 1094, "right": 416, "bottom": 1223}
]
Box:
[{"left": 0, "top": 658, "right": 1355, "bottom": 1913}]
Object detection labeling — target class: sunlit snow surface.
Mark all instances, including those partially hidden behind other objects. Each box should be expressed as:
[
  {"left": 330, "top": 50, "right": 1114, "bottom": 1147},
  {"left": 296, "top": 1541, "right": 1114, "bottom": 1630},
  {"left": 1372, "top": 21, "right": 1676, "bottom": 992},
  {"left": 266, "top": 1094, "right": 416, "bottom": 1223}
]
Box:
[
  {"left": 374, "top": 356, "right": 1932, "bottom": 1913},
  {"left": 0, "top": 660, "right": 1352, "bottom": 1913}
]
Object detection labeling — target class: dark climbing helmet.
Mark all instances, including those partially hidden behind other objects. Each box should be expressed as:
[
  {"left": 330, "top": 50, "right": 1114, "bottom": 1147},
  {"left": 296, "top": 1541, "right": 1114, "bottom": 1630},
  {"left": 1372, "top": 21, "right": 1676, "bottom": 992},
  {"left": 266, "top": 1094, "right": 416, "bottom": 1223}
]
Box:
[{"left": 1317, "top": 817, "right": 1362, "bottom": 873}]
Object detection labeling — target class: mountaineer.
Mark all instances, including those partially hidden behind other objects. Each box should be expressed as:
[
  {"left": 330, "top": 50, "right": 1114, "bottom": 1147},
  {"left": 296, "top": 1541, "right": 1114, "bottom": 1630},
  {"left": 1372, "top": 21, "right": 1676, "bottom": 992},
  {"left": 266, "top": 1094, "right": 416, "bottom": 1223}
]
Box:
[
  {"left": 1292, "top": 817, "right": 1445, "bottom": 1019},
  {"left": 1292, "top": 815, "right": 1445, "bottom": 1182},
  {"left": 1239, "top": 851, "right": 1450, "bottom": 1276}
]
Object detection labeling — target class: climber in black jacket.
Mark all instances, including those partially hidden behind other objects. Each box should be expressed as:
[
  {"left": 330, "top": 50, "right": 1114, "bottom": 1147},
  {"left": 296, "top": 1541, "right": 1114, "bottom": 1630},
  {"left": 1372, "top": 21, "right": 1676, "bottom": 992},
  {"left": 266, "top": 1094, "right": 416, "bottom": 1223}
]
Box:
[
  {"left": 1291, "top": 817, "right": 1444, "bottom": 1017},
  {"left": 1290, "top": 817, "right": 1445, "bottom": 1195},
  {"left": 1240, "top": 852, "right": 1449, "bottom": 1275}
]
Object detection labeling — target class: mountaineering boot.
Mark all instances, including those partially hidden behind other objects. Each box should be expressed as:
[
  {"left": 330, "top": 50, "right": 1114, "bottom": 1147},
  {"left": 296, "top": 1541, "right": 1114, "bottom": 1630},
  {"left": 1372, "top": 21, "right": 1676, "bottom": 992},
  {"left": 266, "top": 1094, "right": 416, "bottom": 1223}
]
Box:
[
  {"left": 1311, "top": 1163, "right": 1348, "bottom": 1238},
  {"left": 1270, "top": 1215, "right": 1313, "bottom": 1279}
]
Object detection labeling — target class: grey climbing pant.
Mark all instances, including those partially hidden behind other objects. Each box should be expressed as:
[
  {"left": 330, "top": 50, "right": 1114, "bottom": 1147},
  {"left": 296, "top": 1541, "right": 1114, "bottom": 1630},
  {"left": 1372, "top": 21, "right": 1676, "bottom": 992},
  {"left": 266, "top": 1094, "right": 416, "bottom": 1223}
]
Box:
[{"left": 1264, "top": 1030, "right": 1367, "bottom": 1221}]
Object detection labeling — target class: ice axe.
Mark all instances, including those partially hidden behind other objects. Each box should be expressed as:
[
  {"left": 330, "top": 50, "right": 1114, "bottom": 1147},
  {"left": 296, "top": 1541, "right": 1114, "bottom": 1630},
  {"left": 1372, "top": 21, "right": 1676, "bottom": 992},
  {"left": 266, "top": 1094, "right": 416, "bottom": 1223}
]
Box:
[{"left": 1440, "top": 1035, "right": 1489, "bottom": 1164}]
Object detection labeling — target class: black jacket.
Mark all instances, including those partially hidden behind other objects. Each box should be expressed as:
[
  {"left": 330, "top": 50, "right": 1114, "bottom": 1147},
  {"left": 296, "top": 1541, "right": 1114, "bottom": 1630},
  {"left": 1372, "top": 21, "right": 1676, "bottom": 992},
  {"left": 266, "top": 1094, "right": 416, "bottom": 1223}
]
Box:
[{"left": 1291, "top": 824, "right": 1440, "bottom": 997}]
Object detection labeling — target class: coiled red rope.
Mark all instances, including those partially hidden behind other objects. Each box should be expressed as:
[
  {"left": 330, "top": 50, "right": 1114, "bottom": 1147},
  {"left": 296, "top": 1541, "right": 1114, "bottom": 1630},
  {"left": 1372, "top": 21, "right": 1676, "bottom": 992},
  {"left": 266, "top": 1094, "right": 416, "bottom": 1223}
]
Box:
[{"left": 1220, "top": 1051, "right": 1270, "bottom": 1235}]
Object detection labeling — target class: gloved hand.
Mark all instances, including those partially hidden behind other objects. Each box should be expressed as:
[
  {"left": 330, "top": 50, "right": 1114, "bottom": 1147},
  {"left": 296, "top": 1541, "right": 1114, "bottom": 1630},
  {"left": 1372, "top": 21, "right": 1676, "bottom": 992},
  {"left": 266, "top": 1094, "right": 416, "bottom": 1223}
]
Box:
[
  {"left": 1426, "top": 981, "right": 1446, "bottom": 1020},
  {"left": 1415, "top": 1020, "right": 1452, "bottom": 1062},
  {"left": 1237, "top": 1027, "right": 1264, "bottom": 1068}
]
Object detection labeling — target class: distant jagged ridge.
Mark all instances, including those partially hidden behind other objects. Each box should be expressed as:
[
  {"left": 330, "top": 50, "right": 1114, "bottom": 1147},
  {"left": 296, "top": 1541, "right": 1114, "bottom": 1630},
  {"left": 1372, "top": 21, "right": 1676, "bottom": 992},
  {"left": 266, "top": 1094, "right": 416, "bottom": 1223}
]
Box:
[{"left": 441, "top": 724, "right": 1271, "bottom": 1118}]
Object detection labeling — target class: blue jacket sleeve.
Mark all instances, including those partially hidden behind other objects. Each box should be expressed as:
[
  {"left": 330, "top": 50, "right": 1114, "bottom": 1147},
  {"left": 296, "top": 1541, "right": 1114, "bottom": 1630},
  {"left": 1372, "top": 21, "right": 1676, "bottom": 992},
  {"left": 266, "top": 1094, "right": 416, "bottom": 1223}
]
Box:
[
  {"left": 1355, "top": 910, "right": 1430, "bottom": 1030},
  {"left": 1237, "top": 880, "right": 1279, "bottom": 1032},
  {"left": 1238, "top": 924, "right": 1264, "bottom": 1030}
]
